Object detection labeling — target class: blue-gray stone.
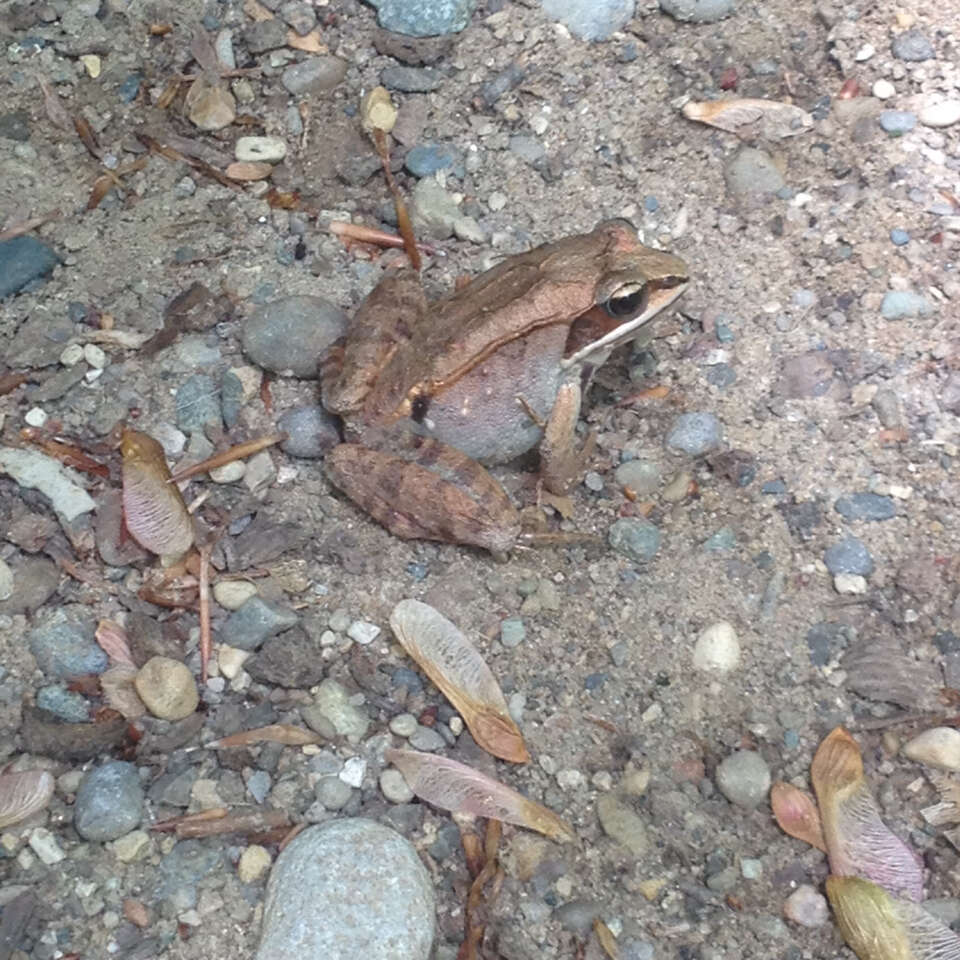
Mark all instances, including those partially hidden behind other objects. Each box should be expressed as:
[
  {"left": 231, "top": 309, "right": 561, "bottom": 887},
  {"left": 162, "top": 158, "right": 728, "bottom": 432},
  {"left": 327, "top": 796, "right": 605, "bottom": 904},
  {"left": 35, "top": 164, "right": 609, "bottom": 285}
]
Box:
[
  {"left": 704, "top": 527, "right": 736, "bottom": 552},
  {"left": 119, "top": 73, "right": 142, "bottom": 103},
  {"left": 367, "top": 0, "right": 476, "bottom": 36},
  {"left": 176, "top": 374, "right": 222, "bottom": 434},
  {"left": 74, "top": 761, "right": 144, "bottom": 841},
  {"left": 391, "top": 667, "right": 424, "bottom": 693},
  {"left": 404, "top": 143, "right": 463, "bottom": 178},
  {"left": 256, "top": 819, "right": 435, "bottom": 960},
  {"left": 156, "top": 839, "right": 226, "bottom": 911},
  {"left": 643, "top": 194, "right": 659, "bottom": 212},
  {"left": 834, "top": 492, "right": 895, "bottom": 522},
  {"left": 29, "top": 615, "right": 106, "bottom": 679},
  {"left": 36, "top": 685, "right": 90, "bottom": 722},
  {"left": 540, "top": 0, "right": 635, "bottom": 40},
  {"left": 608, "top": 518, "right": 661, "bottom": 562},
  {"left": 220, "top": 597, "right": 300, "bottom": 651},
  {"left": 805, "top": 622, "right": 850, "bottom": 666},
  {"left": 879, "top": 110, "right": 917, "bottom": 135},
  {"left": 890, "top": 228, "right": 910, "bottom": 246},
  {"left": 0, "top": 236, "right": 61, "bottom": 298},
  {"left": 246, "top": 769, "right": 272, "bottom": 804},
  {"left": 881, "top": 290, "right": 931, "bottom": 319},
  {"left": 891, "top": 29, "right": 934, "bottom": 61},
  {"left": 380, "top": 66, "right": 443, "bottom": 93},
  {"left": 242, "top": 296, "right": 347, "bottom": 379},
  {"left": 824, "top": 536, "right": 874, "bottom": 576},
  {"left": 278, "top": 404, "right": 341, "bottom": 458},
  {"left": 715, "top": 320, "right": 735, "bottom": 343},
  {"left": 659, "top": 0, "right": 733, "bottom": 23},
  {"left": 761, "top": 479, "right": 787, "bottom": 495},
  {"left": 499, "top": 617, "right": 526, "bottom": 648},
  {"left": 666, "top": 412, "right": 722, "bottom": 455},
  {"left": 508, "top": 135, "right": 546, "bottom": 165},
  {"left": 706, "top": 363, "right": 736, "bottom": 388},
  {"left": 220, "top": 370, "right": 245, "bottom": 429},
  {"left": 0, "top": 110, "right": 30, "bottom": 141}
]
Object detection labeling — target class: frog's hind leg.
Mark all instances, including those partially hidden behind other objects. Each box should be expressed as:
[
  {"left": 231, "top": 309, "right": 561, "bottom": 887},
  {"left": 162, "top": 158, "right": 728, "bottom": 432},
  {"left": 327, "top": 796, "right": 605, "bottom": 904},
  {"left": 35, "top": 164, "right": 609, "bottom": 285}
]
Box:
[
  {"left": 538, "top": 380, "right": 596, "bottom": 495},
  {"left": 325, "top": 435, "right": 521, "bottom": 555}
]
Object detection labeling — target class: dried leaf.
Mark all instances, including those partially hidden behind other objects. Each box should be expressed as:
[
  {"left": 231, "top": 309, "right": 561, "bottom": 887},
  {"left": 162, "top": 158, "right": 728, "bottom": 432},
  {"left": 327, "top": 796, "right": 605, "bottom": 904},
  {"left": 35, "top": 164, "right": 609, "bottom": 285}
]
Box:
[
  {"left": 225, "top": 161, "right": 273, "bottom": 181},
  {"left": 391, "top": 600, "right": 529, "bottom": 763},
  {"left": 243, "top": 0, "right": 274, "bottom": 20},
  {"left": 100, "top": 664, "right": 146, "bottom": 719},
  {"left": 207, "top": 724, "right": 326, "bottom": 748},
  {"left": 361, "top": 86, "right": 397, "bottom": 134},
  {"left": 682, "top": 98, "right": 812, "bottom": 140},
  {"left": 38, "top": 77, "right": 72, "bottom": 130},
  {"left": 770, "top": 781, "right": 827, "bottom": 852},
  {"left": 73, "top": 115, "right": 102, "bottom": 159},
  {"left": 386, "top": 749, "right": 574, "bottom": 842},
  {"left": 95, "top": 619, "right": 137, "bottom": 667},
  {"left": 86, "top": 174, "right": 115, "bottom": 211},
  {"left": 826, "top": 876, "right": 960, "bottom": 960},
  {"left": 121, "top": 428, "right": 195, "bottom": 558},
  {"left": 0, "top": 770, "right": 55, "bottom": 829},
  {"left": 842, "top": 636, "right": 941, "bottom": 711},
  {"left": 540, "top": 490, "right": 575, "bottom": 519},
  {"left": 923, "top": 775, "right": 960, "bottom": 826},
  {"left": 0, "top": 209, "right": 62, "bottom": 243},
  {"left": 811, "top": 727, "right": 923, "bottom": 902},
  {"left": 593, "top": 918, "right": 620, "bottom": 959},
  {"left": 286, "top": 28, "right": 326, "bottom": 52}
]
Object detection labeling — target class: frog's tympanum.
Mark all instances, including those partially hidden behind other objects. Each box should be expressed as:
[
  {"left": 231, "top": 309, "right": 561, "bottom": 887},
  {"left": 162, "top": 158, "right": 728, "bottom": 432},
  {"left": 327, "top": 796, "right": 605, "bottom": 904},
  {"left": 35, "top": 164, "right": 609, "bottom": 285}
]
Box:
[{"left": 321, "top": 220, "right": 689, "bottom": 553}]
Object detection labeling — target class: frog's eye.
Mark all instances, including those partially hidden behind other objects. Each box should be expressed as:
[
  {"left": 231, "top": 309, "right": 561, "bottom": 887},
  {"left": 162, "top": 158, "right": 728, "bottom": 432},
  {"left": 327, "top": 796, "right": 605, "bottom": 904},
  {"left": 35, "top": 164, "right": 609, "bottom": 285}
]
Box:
[{"left": 603, "top": 283, "right": 648, "bottom": 319}]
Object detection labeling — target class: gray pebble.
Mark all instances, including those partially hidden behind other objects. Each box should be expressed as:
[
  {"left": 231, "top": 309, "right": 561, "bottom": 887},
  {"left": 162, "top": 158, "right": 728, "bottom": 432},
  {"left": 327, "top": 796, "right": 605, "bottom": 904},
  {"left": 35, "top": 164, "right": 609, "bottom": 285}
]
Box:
[
  {"left": 666, "top": 411, "right": 722, "bottom": 455},
  {"left": 242, "top": 296, "right": 347, "bottom": 378},
  {"left": 36, "top": 684, "right": 90, "bottom": 722},
  {"left": 614, "top": 459, "right": 661, "bottom": 496},
  {"left": 408, "top": 724, "right": 446, "bottom": 752},
  {"left": 316, "top": 775, "right": 353, "bottom": 811},
  {"left": 389, "top": 713, "right": 419, "bottom": 737},
  {"left": 75, "top": 761, "right": 144, "bottom": 841},
  {"left": 311, "top": 678, "right": 370, "bottom": 742},
  {"left": 659, "top": 0, "right": 733, "bottom": 22},
  {"left": 369, "top": 0, "right": 475, "bottom": 37},
  {"left": 280, "top": 1, "right": 316, "bottom": 35},
  {"left": 380, "top": 768, "right": 414, "bottom": 804},
  {"left": 281, "top": 56, "right": 348, "bottom": 96},
  {"left": 220, "top": 369, "right": 245, "bottom": 429},
  {"left": 891, "top": 28, "right": 934, "bottom": 61},
  {"left": 156, "top": 839, "right": 226, "bottom": 911},
  {"left": 824, "top": 536, "right": 874, "bottom": 576},
  {"left": 499, "top": 617, "right": 526, "bottom": 648},
  {"left": 176, "top": 373, "right": 222, "bottom": 434},
  {"left": 608, "top": 518, "right": 661, "bottom": 562},
  {"left": 0, "top": 556, "right": 60, "bottom": 616},
  {"left": 880, "top": 290, "right": 931, "bottom": 319},
  {"left": 540, "top": 0, "right": 634, "bottom": 41},
  {"left": 805, "top": 621, "right": 850, "bottom": 667},
  {"left": 246, "top": 770, "right": 272, "bottom": 804},
  {"left": 29, "top": 614, "right": 106, "bottom": 679},
  {"left": 508, "top": 135, "right": 546, "bottom": 165},
  {"left": 220, "top": 597, "right": 300, "bottom": 651},
  {"left": 879, "top": 110, "right": 917, "bottom": 135},
  {"left": 279, "top": 404, "right": 341, "bottom": 458},
  {"left": 243, "top": 19, "right": 288, "bottom": 53},
  {"left": 381, "top": 66, "right": 443, "bottom": 93},
  {"left": 404, "top": 143, "right": 463, "bottom": 178},
  {"left": 256, "top": 819, "right": 434, "bottom": 960},
  {"left": 0, "top": 236, "right": 61, "bottom": 299},
  {"left": 715, "top": 750, "right": 771, "bottom": 809},
  {"left": 724, "top": 147, "right": 785, "bottom": 195},
  {"left": 834, "top": 492, "right": 895, "bottom": 522}
]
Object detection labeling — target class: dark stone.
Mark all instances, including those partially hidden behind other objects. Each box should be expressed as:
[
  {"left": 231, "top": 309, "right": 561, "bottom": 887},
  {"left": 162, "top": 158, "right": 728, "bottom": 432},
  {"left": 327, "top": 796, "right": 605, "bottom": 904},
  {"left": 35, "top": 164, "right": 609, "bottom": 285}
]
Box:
[
  {"left": 246, "top": 627, "right": 325, "bottom": 687},
  {"left": 775, "top": 499, "right": 823, "bottom": 541},
  {"left": 0, "top": 110, "right": 30, "bottom": 141},
  {"left": 805, "top": 622, "right": 850, "bottom": 666},
  {"left": 0, "top": 237, "right": 61, "bottom": 299},
  {"left": 834, "top": 492, "right": 896, "bottom": 522}
]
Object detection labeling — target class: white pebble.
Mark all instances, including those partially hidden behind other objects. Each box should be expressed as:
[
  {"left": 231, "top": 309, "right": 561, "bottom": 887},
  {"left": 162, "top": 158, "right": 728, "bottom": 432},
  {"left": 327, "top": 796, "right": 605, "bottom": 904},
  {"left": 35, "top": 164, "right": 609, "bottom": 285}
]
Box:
[
  {"left": 212, "top": 579, "right": 258, "bottom": 610},
  {"left": 854, "top": 43, "right": 875, "bottom": 61},
  {"left": 919, "top": 100, "right": 960, "bottom": 128},
  {"left": 235, "top": 135, "right": 287, "bottom": 163},
  {"left": 783, "top": 884, "right": 829, "bottom": 927},
  {"left": 902, "top": 727, "right": 960, "bottom": 771},
  {"left": 84, "top": 367, "right": 103, "bottom": 383},
  {"left": 834, "top": 573, "right": 867, "bottom": 594},
  {"left": 380, "top": 768, "right": 414, "bottom": 804},
  {"left": 217, "top": 645, "right": 251, "bottom": 680},
  {"left": 238, "top": 844, "right": 271, "bottom": 883},
  {"left": 692, "top": 621, "right": 741, "bottom": 674},
  {"left": 556, "top": 769, "right": 584, "bottom": 790},
  {"left": 24, "top": 407, "right": 48, "bottom": 427},
  {"left": 209, "top": 461, "right": 246, "bottom": 483},
  {"left": 28, "top": 827, "right": 65, "bottom": 865},
  {"left": 339, "top": 756, "right": 367, "bottom": 788},
  {"left": 83, "top": 343, "right": 107, "bottom": 368},
  {"left": 347, "top": 620, "right": 381, "bottom": 645},
  {"left": 872, "top": 79, "right": 896, "bottom": 100},
  {"left": 60, "top": 343, "right": 85, "bottom": 366}
]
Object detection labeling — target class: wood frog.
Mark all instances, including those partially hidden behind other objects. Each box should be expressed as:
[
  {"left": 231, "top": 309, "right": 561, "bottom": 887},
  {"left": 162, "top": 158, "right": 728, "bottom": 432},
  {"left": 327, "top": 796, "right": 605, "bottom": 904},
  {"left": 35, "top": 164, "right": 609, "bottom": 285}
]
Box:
[{"left": 321, "top": 220, "right": 689, "bottom": 554}]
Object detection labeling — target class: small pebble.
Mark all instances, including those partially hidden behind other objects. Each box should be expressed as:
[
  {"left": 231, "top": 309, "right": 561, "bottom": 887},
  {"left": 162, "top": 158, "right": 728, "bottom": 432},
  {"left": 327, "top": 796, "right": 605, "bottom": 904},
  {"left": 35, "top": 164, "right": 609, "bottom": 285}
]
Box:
[
  {"left": 890, "top": 228, "right": 910, "bottom": 246},
  {"left": 370, "top": 0, "right": 473, "bottom": 36},
  {"left": 278, "top": 405, "right": 340, "bottom": 458},
  {"left": 209, "top": 461, "right": 246, "bottom": 483},
  {"left": 347, "top": 620, "right": 381, "bottom": 645},
  {"left": 311, "top": 678, "right": 370, "bottom": 742},
  {"left": 280, "top": 56, "right": 348, "bottom": 96},
  {"left": 881, "top": 290, "right": 932, "bottom": 319},
  {"left": 715, "top": 750, "right": 771, "bottom": 808},
  {"left": 692, "top": 621, "right": 741, "bottom": 674},
  {"left": 74, "top": 761, "right": 144, "bottom": 842},
  {"left": 28, "top": 827, "right": 65, "bottom": 865},
  {"left": 217, "top": 645, "right": 251, "bottom": 680},
  {"left": 902, "top": 727, "right": 960, "bottom": 771},
  {"left": 238, "top": 845, "right": 272, "bottom": 883},
  {"left": 110, "top": 829, "right": 151, "bottom": 863},
  {"left": 235, "top": 136, "right": 287, "bottom": 164},
  {"left": 316, "top": 776, "right": 353, "bottom": 811},
  {"left": 596, "top": 794, "right": 648, "bottom": 856},
  {"left": 389, "top": 713, "right": 418, "bottom": 737},
  {"left": 82, "top": 343, "right": 106, "bottom": 368},
  {"left": 212, "top": 579, "right": 258, "bottom": 610},
  {"left": 834, "top": 492, "right": 895, "bottom": 522},
  {"left": 824, "top": 536, "right": 874, "bottom": 576},
  {"left": 134, "top": 656, "right": 199, "bottom": 720},
  {"left": 834, "top": 573, "right": 867, "bottom": 595},
  {"left": 659, "top": 0, "right": 733, "bottom": 23},
  {"left": 404, "top": 143, "right": 462, "bottom": 178},
  {"left": 0, "top": 236, "right": 60, "bottom": 298},
  {"left": 381, "top": 768, "right": 415, "bottom": 804},
  {"left": 339, "top": 757, "right": 366, "bottom": 788},
  {"left": 540, "top": 0, "right": 635, "bottom": 40},
  {"left": 614, "top": 460, "right": 661, "bottom": 496},
  {"left": 666, "top": 412, "right": 722, "bottom": 455},
  {"left": 872, "top": 79, "right": 895, "bottom": 100},
  {"left": 608, "top": 518, "right": 661, "bottom": 562},
  {"left": 408, "top": 725, "right": 446, "bottom": 752},
  {"left": 891, "top": 28, "right": 934, "bottom": 61},
  {"left": 36, "top": 684, "right": 90, "bottom": 722},
  {"left": 60, "top": 343, "right": 85, "bottom": 366},
  {"left": 500, "top": 617, "right": 526, "bottom": 648},
  {"left": 220, "top": 597, "right": 299, "bottom": 652},
  {"left": 919, "top": 101, "right": 960, "bottom": 129},
  {"left": 29, "top": 615, "right": 106, "bottom": 679},
  {"left": 24, "top": 407, "right": 47, "bottom": 427},
  {"left": 783, "top": 885, "right": 829, "bottom": 927},
  {"left": 878, "top": 110, "right": 917, "bottom": 135},
  {"left": 176, "top": 373, "right": 221, "bottom": 434}
]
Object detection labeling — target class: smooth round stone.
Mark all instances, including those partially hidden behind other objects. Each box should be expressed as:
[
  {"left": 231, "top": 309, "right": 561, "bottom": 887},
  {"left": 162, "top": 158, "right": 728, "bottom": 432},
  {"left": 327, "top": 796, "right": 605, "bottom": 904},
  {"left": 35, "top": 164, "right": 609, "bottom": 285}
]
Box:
[
  {"left": 880, "top": 290, "right": 931, "bottom": 319},
  {"left": 74, "top": 761, "right": 144, "bottom": 842},
  {"left": 879, "top": 110, "right": 916, "bottom": 135},
  {"left": 380, "top": 768, "right": 414, "bottom": 804},
  {"left": 209, "top": 461, "right": 246, "bottom": 483},
  {"left": 388, "top": 713, "right": 418, "bottom": 737},
  {"left": 212, "top": 579, "right": 258, "bottom": 610},
  {"left": 715, "top": 750, "right": 771, "bottom": 809},
  {"left": 890, "top": 228, "right": 910, "bottom": 246},
  {"left": 824, "top": 536, "right": 874, "bottom": 576},
  {"left": 37, "top": 684, "right": 90, "bottom": 722},
  {"left": 692, "top": 621, "right": 741, "bottom": 674},
  {"left": 278, "top": 405, "right": 341, "bottom": 458},
  {"left": 236, "top": 136, "right": 287, "bottom": 163},
  {"left": 659, "top": 0, "right": 733, "bottom": 22},
  {"left": 608, "top": 518, "right": 661, "bottom": 562},
  {"left": 783, "top": 885, "right": 829, "bottom": 927},
  {"left": 666, "top": 412, "right": 722, "bottom": 455},
  {"left": 891, "top": 28, "right": 934, "bottom": 62},
  {"left": 316, "top": 776, "right": 353, "bottom": 811},
  {"left": 256, "top": 819, "right": 435, "bottom": 960},
  {"left": 872, "top": 79, "right": 895, "bottom": 100},
  {"left": 902, "top": 727, "right": 960, "bottom": 771},
  {"left": 280, "top": 56, "right": 348, "bottom": 96},
  {"left": 134, "top": 656, "right": 199, "bottom": 720},
  {"left": 540, "top": 0, "right": 634, "bottom": 41},
  {"left": 29, "top": 614, "right": 106, "bottom": 679},
  {"left": 614, "top": 460, "right": 661, "bottom": 496},
  {"left": 408, "top": 725, "right": 446, "bottom": 752},
  {"left": 242, "top": 296, "right": 347, "bottom": 379},
  {"left": 217, "top": 645, "right": 251, "bottom": 680},
  {"left": 919, "top": 101, "right": 960, "bottom": 128}
]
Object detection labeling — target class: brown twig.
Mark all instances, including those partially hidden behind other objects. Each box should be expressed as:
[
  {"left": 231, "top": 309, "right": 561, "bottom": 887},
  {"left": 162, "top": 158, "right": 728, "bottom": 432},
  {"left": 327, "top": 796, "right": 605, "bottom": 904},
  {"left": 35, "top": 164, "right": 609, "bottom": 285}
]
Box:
[
  {"left": 0, "top": 209, "right": 62, "bottom": 243},
  {"left": 168, "top": 433, "right": 286, "bottom": 482},
  {"left": 371, "top": 127, "right": 421, "bottom": 271},
  {"left": 328, "top": 220, "right": 438, "bottom": 256},
  {"left": 198, "top": 544, "right": 212, "bottom": 685}
]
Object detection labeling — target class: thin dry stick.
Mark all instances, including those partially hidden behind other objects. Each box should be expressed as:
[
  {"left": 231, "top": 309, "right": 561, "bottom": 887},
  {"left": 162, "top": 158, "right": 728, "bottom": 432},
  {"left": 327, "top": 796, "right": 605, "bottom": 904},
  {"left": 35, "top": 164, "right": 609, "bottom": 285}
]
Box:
[
  {"left": 371, "top": 127, "right": 421, "bottom": 271},
  {"left": 169, "top": 432, "right": 286, "bottom": 483},
  {"left": 198, "top": 544, "right": 212, "bottom": 685},
  {"left": 0, "top": 209, "right": 62, "bottom": 243}
]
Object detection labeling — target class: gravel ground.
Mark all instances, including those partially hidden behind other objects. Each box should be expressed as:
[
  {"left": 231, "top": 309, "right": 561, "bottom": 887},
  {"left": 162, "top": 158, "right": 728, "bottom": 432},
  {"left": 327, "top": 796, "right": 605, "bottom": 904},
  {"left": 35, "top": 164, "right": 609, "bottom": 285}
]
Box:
[{"left": 1, "top": 0, "right": 959, "bottom": 958}]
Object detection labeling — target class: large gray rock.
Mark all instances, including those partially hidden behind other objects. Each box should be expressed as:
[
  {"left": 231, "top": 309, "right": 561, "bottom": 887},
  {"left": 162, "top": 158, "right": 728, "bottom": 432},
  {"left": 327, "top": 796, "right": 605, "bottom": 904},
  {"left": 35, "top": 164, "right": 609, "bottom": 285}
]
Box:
[{"left": 257, "top": 819, "right": 435, "bottom": 959}]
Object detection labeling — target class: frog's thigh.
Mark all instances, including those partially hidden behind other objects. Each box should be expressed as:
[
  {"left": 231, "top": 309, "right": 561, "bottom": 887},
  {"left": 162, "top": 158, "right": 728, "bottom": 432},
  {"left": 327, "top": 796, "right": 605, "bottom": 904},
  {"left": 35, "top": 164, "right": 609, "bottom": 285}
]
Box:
[
  {"left": 539, "top": 381, "right": 595, "bottom": 495},
  {"left": 325, "top": 440, "right": 520, "bottom": 554}
]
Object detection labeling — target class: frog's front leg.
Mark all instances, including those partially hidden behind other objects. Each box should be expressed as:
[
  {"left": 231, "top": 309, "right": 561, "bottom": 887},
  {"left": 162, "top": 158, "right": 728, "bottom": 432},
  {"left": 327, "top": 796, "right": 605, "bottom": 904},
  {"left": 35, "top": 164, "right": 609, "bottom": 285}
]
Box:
[
  {"left": 325, "top": 434, "right": 521, "bottom": 554},
  {"left": 538, "top": 380, "right": 596, "bottom": 495}
]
